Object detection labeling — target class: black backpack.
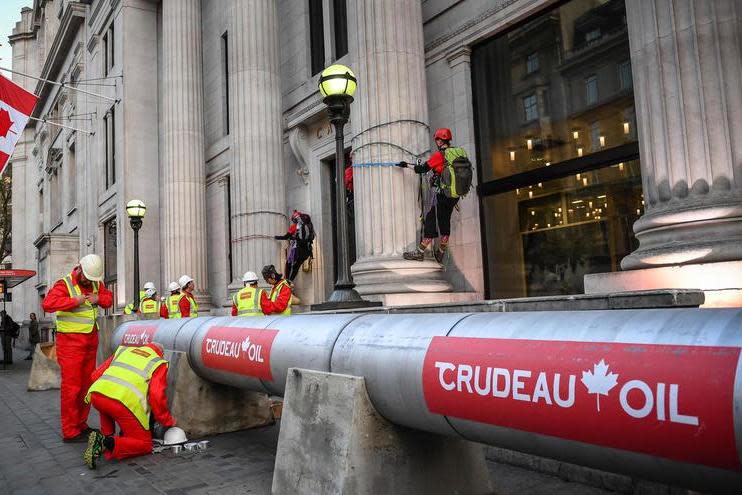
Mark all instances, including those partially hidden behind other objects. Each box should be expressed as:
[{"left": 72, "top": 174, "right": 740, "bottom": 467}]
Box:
[{"left": 440, "top": 147, "right": 473, "bottom": 199}]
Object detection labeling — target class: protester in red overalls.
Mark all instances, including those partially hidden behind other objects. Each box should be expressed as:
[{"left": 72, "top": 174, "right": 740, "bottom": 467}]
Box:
[
  {"left": 42, "top": 254, "right": 113, "bottom": 442},
  {"left": 83, "top": 342, "right": 176, "bottom": 468}
]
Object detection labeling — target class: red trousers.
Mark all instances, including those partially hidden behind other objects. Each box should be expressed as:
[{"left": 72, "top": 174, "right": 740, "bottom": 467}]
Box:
[
  {"left": 90, "top": 393, "right": 152, "bottom": 460},
  {"left": 56, "top": 331, "right": 98, "bottom": 439}
]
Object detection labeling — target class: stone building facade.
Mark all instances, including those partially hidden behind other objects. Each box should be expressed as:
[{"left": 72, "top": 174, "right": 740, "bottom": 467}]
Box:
[{"left": 7, "top": 0, "right": 742, "bottom": 319}]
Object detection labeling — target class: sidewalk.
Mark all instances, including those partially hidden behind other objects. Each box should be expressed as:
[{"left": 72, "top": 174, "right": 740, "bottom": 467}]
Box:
[{"left": 0, "top": 347, "right": 615, "bottom": 495}]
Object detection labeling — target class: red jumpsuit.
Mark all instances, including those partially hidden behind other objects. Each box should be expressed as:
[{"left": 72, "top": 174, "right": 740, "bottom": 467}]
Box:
[
  {"left": 89, "top": 343, "right": 175, "bottom": 460},
  {"left": 259, "top": 281, "right": 292, "bottom": 315},
  {"left": 42, "top": 270, "right": 113, "bottom": 440}
]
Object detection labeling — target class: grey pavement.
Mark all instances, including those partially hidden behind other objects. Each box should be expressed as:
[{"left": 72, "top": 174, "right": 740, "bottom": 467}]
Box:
[{"left": 0, "top": 347, "right": 617, "bottom": 495}]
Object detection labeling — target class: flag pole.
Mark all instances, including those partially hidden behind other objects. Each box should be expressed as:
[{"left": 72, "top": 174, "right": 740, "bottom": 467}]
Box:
[
  {"left": 28, "top": 116, "right": 94, "bottom": 136},
  {"left": 0, "top": 67, "right": 119, "bottom": 104}
]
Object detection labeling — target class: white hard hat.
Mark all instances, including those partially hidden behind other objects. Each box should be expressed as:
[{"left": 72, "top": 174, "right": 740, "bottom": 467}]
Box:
[
  {"left": 144, "top": 288, "right": 157, "bottom": 299},
  {"left": 79, "top": 254, "right": 104, "bottom": 282},
  {"left": 168, "top": 282, "right": 180, "bottom": 292},
  {"left": 178, "top": 275, "right": 194, "bottom": 289},
  {"left": 242, "top": 271, "right": 259, "bottom": 283},
  {"left": 163, "top": 426, "right": 188, "bottom": 446},
  {"left": 143, "top": 282, "right": 156, "bottom": 291}
]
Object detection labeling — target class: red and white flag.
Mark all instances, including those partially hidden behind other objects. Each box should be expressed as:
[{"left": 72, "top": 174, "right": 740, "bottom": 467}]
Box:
[{"left": 0, "top": 74, "right": 38, "bottom": 175}]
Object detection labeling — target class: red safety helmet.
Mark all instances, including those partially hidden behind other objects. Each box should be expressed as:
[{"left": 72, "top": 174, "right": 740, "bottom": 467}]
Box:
[{"left": 433, "top": 128, "right": 452, "bottom": 141}]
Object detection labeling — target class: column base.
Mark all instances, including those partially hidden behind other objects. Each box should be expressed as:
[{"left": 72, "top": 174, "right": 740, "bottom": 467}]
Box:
[
  {"left": 584, "top": 260, "right": 742, "bottom": 307},
  {"left": 621, "top": 202, "right": 742, "bottom": 270},
  {"left": 351, "top": 256, "right": 453, "bottom": 297}
]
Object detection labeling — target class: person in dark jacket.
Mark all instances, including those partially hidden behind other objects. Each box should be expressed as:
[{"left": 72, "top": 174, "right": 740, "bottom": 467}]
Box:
[
  {"left": 26, "top": 313, "right": 40, "bottom": 360},
  {"left": 275, "top": 210, "right": 315, "bottom": 282},
  {"left": 0, "top": 310, "right": 19, "bottom": 365}
]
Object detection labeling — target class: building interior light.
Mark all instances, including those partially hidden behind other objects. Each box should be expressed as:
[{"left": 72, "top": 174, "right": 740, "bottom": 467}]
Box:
[
  {"left": 573, "top": 130, "right": 579, "bottom": 140},
  {"left": 528, "top": 190, "right": 533, "bottom": 198},
  {"left": 571, "top": 200, "right": 583, "bottom": 204},
  {"left": 599, "top": 135, "right": 606, "bottom": 147},
  {"left": 577, "top": 147, "right": 583, "bottom": 157},
  {"left": 582, "top": 177, "right": 588, "bottom": 186},
  {"left": 619, "top": 162, "right": 624, "bottom": 171},
  {"left": 545, "top": 162, "right": 551, "bottom": 166},
  {"left": 531, "top": 210, "right": 535, "bottom": 216},
  {"left": 510, "top": 150, "right": 516, "bottom": 161},
  {"left": 527, "top": 139, "right": 533, "bottom": 150},
  {"left": 576, "top": 173, "right": 581, "bottom": 181},
  {"left": 623, "top": 122, "right": 630, "bottom": 134}
]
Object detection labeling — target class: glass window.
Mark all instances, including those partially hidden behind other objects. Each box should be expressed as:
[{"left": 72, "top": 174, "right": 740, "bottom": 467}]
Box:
[
  {"left": 104, "top": 106, "right": 116, "bottom": 189},
  {"left": 333, "top": 0, "right": 348, "bottom": 59},
  {"left": 619, "top": 60, "right": 632, "bottom": 90},
  {"left": 585, "top": 75, "right": 598, "bottom": 105},
  {"left": 221, "top": 32, "right": 230, "bottom": 136},
  {"left": 585, "top": 28, "right": 601, "bottom": 43},
  {"left": 523, "top": 94, "right": 539, "bottom": 122},
  {"left": 472, "top": 0, "right": 640, "bottom": 299},
  {"left": 309, "top": 0, "right": 325, "bottom": 75},
  {"left": 482, "top": 161, "right": 643, "bottom": 298},
  {"left": 472, "top": 0, "right": 635, "bottom": 181}
]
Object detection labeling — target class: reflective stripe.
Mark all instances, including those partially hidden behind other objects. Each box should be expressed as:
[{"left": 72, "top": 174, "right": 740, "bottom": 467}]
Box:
[
  {"left": 109, "top": 357, "right": 165, "bottom": 379},
  {"left": 96, "top": 375, "right": 148, "bottom": 411},
  {"left": 57, "top": 315, "right": 96, "bottom": 324},
  {"left": 109, "top": 361, "right": 150, "bottom": 379}
]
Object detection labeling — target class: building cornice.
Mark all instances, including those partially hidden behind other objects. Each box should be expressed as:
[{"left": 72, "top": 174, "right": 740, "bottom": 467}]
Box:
[
  {"left": 32, "top": 2, "right": 87, "bottom": 118},
  {"left": 424, "top": 0, "right": 558, "bottom": 65}
]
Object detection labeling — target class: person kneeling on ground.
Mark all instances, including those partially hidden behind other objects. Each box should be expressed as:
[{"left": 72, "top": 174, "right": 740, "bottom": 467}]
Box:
[{"left": 83, "top": 342, "right": 176, "bottom": 468}]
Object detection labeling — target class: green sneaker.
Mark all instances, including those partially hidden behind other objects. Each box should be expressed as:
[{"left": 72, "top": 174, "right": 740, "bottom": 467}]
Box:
[{"left": 83, "top": 430, "right": 104, "bottom": 469}]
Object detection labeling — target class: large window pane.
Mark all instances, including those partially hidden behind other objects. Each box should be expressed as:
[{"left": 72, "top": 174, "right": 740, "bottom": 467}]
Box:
[
  {"left": 483, "top": 160, "right": 643, "bottom": 298},
  {"left": 472, "top": 0, "right": 635, "bottom": 182}
]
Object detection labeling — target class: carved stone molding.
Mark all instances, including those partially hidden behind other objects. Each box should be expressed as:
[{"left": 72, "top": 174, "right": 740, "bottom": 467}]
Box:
[{"left": 288, "top": 125, "right": 310, "bottom": 185}]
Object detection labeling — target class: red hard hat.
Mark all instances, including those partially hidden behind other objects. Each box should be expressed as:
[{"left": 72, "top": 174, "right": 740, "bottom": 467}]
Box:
[{"left": 433, "top": 128, "right": 452, "bottom": 141}]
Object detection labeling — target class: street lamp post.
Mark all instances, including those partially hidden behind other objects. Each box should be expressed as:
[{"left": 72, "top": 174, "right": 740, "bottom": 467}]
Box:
[
  {"left": 312, "top": 65, "right": 380, "bottom": 310},
  {"left": 126, "top": 199, "right": 146, "bottom": 313}
]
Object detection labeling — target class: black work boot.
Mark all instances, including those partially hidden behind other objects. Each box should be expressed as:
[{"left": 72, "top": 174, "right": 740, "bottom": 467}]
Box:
[{"left": 434, "top": 248, "right": 446, "bottom": 264}]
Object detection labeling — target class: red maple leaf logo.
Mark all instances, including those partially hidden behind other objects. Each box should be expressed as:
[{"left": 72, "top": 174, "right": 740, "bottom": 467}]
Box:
[{"left": 0, "top": 109, "right": 15, "bottom": 139}]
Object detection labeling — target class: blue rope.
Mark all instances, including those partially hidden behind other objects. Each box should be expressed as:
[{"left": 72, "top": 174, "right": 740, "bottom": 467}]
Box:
[{"left": 352, "top": 162, "right": 400, "bottom": 168}]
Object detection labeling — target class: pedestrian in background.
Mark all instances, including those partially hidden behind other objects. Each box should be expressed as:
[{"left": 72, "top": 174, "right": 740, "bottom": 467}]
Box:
[
  {"left": 0, "top": 310, "right": 17, "bottom": 364},
  {"left": 26, "top": 312, "right": 39, "bottom": 360}
]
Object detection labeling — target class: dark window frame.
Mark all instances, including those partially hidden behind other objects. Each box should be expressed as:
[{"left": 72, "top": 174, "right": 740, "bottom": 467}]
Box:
[
  {"left": 309, "top": 0, "right": 325, "bottom": 75},
  {"left": 332, "top": 0, "right": 348, "bottom": 59},
  {"left": 221, "top": 31, "right": 230, "bottom": 136}
]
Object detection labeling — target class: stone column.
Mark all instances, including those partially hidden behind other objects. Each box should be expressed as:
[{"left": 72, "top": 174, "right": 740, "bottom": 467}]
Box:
[
  {"left": 621, "top": 0, "right": 742, "bottom": 269},
  {"left": 349, "top": 0, "right": 451, "bottom": 298},
  {"left": 161, "top": 0, "right": 210, "bottom": 303},
  {"left": 227, "top": 0, "right": 286, "bottom": 286}
]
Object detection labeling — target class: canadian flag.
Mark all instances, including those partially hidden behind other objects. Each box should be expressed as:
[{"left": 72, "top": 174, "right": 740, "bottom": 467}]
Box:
[{"left": 0, "top": 74, "right": 38, "bottom": 175}]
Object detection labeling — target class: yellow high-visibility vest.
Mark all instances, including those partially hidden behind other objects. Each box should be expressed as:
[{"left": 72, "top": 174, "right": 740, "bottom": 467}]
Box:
[
  {"left": 177, "top": 292, "right": 198, "bottom": 317},
  {"left": 140, "top": 298, "right": 160, "bottom": 319},
  {"left": 270, "top": 279, "right": 292, "bottom": 316},
  {"left": 86, "top": 345, "right": 167, "bottom": 430},
  {"left": 56, "top": 274, "right": 100, "bottom": 334},
  {"left": 232, "top": 286, "right": 263, "bottom": 317},
  {"left": 166, "top": 294, "right": 181, "bottom": 319}
]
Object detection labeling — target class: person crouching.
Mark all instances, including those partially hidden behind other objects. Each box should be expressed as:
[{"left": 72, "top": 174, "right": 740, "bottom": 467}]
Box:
[{"left": 83, "top": 342, "right": 176, "bottom": 468}]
